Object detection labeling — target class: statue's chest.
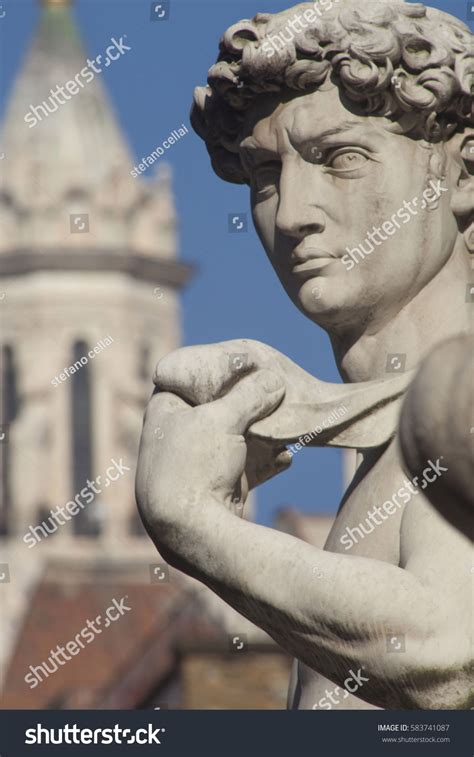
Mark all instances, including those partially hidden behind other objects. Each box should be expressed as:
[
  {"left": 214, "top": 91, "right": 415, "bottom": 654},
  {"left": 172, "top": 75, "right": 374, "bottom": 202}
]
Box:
[{"left": 325, "top": 442, "right": 407, "bottom": 565}]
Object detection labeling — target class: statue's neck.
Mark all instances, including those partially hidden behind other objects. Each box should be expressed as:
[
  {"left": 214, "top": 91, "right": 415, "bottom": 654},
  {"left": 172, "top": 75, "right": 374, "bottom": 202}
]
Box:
[{"left": 330, "top": 251, "right": 471, "bottom": 383}]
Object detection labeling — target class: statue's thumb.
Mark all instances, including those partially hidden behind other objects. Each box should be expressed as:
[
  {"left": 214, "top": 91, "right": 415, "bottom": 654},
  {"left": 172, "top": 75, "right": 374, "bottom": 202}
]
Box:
[{"left": 209, "top": 370, "right": 285, "bottom": 435}]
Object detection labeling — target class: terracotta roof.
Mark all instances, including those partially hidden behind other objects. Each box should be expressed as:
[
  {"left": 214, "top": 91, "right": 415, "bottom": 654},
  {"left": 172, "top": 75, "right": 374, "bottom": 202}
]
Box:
[
  {"left": 1, "top": 515, "right": 331, "bottom": 709},
  {"left": 0, "top": 561, "right": 206, "bottom": 709}
]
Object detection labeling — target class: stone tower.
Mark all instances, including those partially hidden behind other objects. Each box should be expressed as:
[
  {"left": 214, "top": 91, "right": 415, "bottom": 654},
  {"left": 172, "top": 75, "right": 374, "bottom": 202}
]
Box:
[{"left": 0, "top": 0, "right": 191, "bottom": 677}]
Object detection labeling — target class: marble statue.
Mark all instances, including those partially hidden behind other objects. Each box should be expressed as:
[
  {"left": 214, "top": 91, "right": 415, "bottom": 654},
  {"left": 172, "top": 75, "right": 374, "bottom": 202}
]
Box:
[{"left": 136, "top": 0, "right": 473, "bottom": 709}]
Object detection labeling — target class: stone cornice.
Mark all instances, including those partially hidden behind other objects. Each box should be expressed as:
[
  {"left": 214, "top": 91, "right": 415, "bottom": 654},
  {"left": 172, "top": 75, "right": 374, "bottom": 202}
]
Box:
[{"left": 0, "top": 249, "right": 195, "bottom": 289}]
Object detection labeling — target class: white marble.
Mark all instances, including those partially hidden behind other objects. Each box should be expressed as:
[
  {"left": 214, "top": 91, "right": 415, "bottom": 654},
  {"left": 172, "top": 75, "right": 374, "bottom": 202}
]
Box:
[{"left": 137, "top": 0, "right": 473, "bottom": 710}]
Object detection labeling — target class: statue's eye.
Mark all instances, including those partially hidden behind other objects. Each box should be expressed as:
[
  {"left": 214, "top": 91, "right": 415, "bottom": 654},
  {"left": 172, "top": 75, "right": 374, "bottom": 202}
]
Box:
[
  {"left": 326, "top": 149, "right": 369, "bottom": 171},
  {"left": 460, "top": 139, "right": 474, "bottom": 166},
  {"left": 253, "top": 162, "right": 281, "bottom": 194}
]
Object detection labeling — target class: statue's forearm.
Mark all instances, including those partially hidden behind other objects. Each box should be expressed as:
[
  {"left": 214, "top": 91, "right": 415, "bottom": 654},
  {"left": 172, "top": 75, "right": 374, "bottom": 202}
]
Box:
[{"left": 150, "top": 502, "right": 451, "bottom": 706}]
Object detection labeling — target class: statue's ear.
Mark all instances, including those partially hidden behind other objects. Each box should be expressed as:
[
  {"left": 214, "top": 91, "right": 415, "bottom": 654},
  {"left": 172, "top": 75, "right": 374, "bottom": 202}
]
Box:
[{"left": 450, "top": 131, "right": 474, "bottom": 253}]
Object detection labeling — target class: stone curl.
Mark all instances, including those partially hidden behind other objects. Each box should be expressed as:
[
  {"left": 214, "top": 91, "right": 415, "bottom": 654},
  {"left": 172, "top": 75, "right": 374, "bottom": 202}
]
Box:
[{"left": 190, "top": 0, "right": 473, "bottom": 184}]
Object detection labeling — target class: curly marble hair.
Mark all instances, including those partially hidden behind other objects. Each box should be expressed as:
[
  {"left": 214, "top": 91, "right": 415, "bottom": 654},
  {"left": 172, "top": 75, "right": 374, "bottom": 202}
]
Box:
[{"left": 190, "top": 0, "right": 473, "bottom": 184}]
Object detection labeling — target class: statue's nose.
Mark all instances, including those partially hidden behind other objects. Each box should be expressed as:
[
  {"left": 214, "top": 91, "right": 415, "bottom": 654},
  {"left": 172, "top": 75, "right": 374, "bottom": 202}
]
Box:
[{"left": 276, "top": 162, "right": 327, "bottom": 240}]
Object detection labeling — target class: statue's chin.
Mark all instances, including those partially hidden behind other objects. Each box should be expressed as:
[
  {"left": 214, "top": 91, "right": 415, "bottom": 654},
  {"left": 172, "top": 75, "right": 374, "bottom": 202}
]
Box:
[{"left": 295, "top": 279, "right": 354, "bottom": 329}]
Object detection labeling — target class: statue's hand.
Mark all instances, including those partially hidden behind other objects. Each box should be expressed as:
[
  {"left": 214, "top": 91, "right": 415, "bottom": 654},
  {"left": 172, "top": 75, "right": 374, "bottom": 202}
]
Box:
[
  {"left": 154, "top": 339, "right": 313, "bottom": 412},
  {"left": 135, "top": 370, "right": 286, "bottom": 531},
  {"left": 153, "top": 339, "right": 414, "bottom": 451},
  {"left": 152, "top": 339, "right": 320, "bottom": 483}
]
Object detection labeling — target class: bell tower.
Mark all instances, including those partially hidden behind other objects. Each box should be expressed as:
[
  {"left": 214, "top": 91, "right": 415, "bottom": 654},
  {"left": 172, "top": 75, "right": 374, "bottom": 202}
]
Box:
[{"left": 0, "top": 0, "right": 191, "bottom": 673}]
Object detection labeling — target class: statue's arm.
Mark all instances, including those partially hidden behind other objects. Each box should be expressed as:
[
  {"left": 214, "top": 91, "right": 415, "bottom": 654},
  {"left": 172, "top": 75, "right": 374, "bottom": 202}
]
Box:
[
  {"left": 136, "top": 372, "right": 470, "bottom": 710},
  {"left": 148, "top": 496, "right": 468, "bottom": 709}
]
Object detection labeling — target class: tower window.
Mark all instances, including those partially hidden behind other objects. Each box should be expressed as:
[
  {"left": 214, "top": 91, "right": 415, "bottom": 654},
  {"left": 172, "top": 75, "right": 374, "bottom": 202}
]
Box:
[
  {"left": 139, "top": 344, "right": 150, "bottom": 382},
  {"left": 0, "top": 345, "right": 19, "bottom": 536},
  {"left": 71, "top": 340, "right": 100, "bottom": 537}
]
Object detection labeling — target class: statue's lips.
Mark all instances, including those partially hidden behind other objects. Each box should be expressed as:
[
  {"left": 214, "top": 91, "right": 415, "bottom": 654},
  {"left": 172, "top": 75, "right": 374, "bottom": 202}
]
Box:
[{"left": 291, "top": 257, "right": 334, "bottom": 277}]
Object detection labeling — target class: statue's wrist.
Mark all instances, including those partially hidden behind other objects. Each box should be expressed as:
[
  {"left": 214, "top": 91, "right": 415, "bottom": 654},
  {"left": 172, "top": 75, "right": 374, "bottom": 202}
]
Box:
[
  {"left": 144, "top": 491, "right": 227, "bottom": 538},
  {"left": 146, "top": 497, "right": 232, "bottom": 572}
]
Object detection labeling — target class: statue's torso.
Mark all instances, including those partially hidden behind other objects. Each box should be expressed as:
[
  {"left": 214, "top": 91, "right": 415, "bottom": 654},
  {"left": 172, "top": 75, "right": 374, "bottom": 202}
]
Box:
[{"left": 288, "top": 437, "right": 470, "bottom": 710}]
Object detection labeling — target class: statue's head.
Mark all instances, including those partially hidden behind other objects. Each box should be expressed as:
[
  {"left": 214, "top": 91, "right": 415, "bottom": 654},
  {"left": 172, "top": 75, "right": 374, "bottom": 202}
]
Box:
[{"left": 191, "top": 0, "right": 473, "bottom": 331}]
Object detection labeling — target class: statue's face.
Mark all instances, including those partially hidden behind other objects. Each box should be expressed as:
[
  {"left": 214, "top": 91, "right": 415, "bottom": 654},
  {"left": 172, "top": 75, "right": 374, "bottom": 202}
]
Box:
[{"left": 240, "top": 84, "right": 459, "bottom": 331}]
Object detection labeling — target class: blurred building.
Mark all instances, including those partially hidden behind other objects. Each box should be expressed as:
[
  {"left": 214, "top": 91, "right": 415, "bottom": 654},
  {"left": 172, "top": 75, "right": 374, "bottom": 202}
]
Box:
[
  {"left": 0, "top": 0, "right": 191, "bottom": 684},
  {"left": 0, "top": 0, "right": 332, "bottom": 709}
]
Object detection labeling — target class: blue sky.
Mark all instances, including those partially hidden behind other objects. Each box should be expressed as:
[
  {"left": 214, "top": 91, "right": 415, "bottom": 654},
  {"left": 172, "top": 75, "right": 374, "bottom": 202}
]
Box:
[{"left": 0, "top": 0, "right": 470, "bottom": 525}]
